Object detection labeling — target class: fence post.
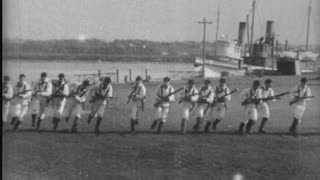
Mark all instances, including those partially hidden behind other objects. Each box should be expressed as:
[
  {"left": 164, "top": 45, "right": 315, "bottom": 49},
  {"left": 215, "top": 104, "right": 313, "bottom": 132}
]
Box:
[
  {"left": 129, "top": 69, "right": 132, "bottom": 82},
  {"left": 116, "top": 69, "right": 119, "bottom": 83},
  {"left": 145, "top": 68, "right": 148, "bottom": 80}
]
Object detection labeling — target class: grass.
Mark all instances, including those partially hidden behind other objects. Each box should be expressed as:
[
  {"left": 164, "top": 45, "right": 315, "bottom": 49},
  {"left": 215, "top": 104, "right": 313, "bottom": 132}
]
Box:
[{"left": 2, "top": 74, "right": 320, "bottom": 180}]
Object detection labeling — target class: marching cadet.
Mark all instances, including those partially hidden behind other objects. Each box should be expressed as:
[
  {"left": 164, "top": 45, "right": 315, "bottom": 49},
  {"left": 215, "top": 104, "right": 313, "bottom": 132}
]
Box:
[
  {"left": 238, "top": 80, "right": 262, "bottom": 134},
  {"left": 2, "top": 76, "right": 13, "bottom": 125},
  {"left": 128, "top": 76, "right": 146, "bottom": 132},
  {"left": 289, "top": 77, "right": 312, "bottom": 134},
  {"left": 30, "top": 72, "right": 53, "bottom": 129},
  {"left": 257, "top": 79, "right": 275, "bottom": 133},
  {"left": 209, "top": 78, "right": 231, "bottom": 132},
  {"left": 66, "top": 80, "right": 90, "bottom": 133},
  {"left": 51, "top": 73, "right": 69, "bottom": 131},
  {"left": 192, "top": 79, "right": 214, "bottom": 132},
  {"left": 179, "top": 79, "right": 199, "bottom": 134},
  {"left": 11, "top": 74, "right": 32, "bottom": 131},
  {"left": 87, "top": 77, "right": 113, "bottom": 135},
  {"left": 150, "top": 77, "right": 175, "bottom": 134}
]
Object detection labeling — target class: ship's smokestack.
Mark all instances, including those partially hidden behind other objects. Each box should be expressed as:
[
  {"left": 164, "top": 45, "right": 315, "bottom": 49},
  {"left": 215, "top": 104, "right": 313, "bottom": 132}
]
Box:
[
  {"left": 265, "top": 20, "right": 274, "bottom": 45},
  {"left": 237, "top": 22, "right": 246, "bottom": 45}
]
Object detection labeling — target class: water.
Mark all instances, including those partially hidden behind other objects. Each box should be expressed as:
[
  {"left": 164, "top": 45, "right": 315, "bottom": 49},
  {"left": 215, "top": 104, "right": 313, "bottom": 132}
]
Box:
[{"left": 3, "top": 59, "right": 194, "bottom": 83}]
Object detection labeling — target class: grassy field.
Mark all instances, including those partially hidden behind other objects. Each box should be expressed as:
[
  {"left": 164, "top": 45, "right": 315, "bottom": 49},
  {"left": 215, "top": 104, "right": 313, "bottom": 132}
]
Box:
[{"left": 2, "top": 74, "right": 320, "bottom": 180}]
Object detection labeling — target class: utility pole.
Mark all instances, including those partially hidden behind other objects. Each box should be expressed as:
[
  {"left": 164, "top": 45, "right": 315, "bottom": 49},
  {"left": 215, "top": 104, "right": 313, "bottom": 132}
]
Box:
[
  {"left": 305, "top": 0, "right": 311, "bottom": 51},
  {"left": 198, "top": 17, "right": 212, "bottom": 79},
  {"left": 250, "top": 0, "right": 256, "bottom": 56},
  {"left": 215, "top": 5, "right": 220, "bottom": 56},
  {"left": 246, "top": 14, "right": 250, "bottom": 55}
]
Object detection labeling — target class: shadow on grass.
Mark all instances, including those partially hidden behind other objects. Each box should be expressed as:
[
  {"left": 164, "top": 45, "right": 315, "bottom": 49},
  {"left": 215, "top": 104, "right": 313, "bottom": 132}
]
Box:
[{"left": 3, "top": 128, "right": 320, "bottom": 137}]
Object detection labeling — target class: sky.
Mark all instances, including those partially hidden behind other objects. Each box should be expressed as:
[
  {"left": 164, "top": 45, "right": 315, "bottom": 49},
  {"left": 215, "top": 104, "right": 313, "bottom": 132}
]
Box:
[{"left": 3, "top": 0, "right": 320, "bottom": 45}]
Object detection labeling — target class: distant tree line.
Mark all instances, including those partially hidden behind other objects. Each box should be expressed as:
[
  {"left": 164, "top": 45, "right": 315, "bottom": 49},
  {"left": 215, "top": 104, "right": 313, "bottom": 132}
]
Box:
[{"left": 2, "top": 39, "right": 216, "bottom": 62}]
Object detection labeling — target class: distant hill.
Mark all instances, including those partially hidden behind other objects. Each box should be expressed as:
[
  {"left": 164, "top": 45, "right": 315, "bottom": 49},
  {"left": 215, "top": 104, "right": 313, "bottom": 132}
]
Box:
[{"left": 2, "top": 39, "right": 216, "bottom": 62}]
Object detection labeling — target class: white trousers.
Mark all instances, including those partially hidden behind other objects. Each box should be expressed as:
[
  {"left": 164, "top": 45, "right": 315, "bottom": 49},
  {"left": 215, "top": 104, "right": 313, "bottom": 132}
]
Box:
[
  {"left": 258, "top": 102, "right": 270, "bottom": 119},
  {"left": 90, "top": 100, "right": 107, "bottom": 118},
  {"left": 244, "top": 104, "right": 258, "bottom": 122},
  {"left": 67, "top": 100, "right": 83, "bottom": 118},
  {"left": 2, "top": 101, "right": 10, "bottom": 122},
  {"left": 130, "top": 100, "right": 142, "bottom": 119},
  {"left": 292, "top": 103, "right": 306, "bottom": 120},
  {"left": 13, "top": 103, "right": 29, "bottom": 121},
  {"left": 31, "top": 97, "right": 48, "bottom": 119},
  {"left": 211, "top": 103, "right": 227, "bottom": 121},
  {"left": 197, "top": 103, "right": 209, "bottom": 119},
  {"left": 181, "top": 102, "right": 194, "bottom": 120},
  {"left": 53, "top": 98, "right": 67, "bottom": 118},
  {"left": 154, "top": 105, "right": 169, "bottom": 122}
]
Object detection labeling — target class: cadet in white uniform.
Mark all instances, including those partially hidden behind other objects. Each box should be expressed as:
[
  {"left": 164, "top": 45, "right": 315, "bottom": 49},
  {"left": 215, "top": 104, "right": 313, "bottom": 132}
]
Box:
[
  {"left": 2, "top": 76, "right": 13, "bottom": 125},
  {"left": 66, "top": 80, "right": 90, "bottom": 133},
  {"left": 128, "top": 76, "right": 146, "bottom": 132},
  {"left": 31, "top": 72, "right": 53, "bottom": 129},
  {"left": 150, "top": 77, "right": 175, "bottom": 133},
  {"left": 238, "top": 80, "right": 262, "bottom": 134},
  {"left": 11, "top": 74, "right": 32, "bottom": 131},
  {"left": 257, "top": 79, "right": 275, "bottom": 133},
  {"left": 87, "top": 77, "right": 113, "bottom": 134},
  {"left": 193, "top": 79, "right": 214, "bottom": 132},
  {"left": 179, "top": 79, "right": 199, "bottom": 134},
  {"left": 209, "top": 78, "right": 231, "bottom": 132},
  {"left": 289, "top": 77, "right": 312, "bottom": 134},
  {"left": 51, "top": 73, "right": 69, "bottom": 131}
]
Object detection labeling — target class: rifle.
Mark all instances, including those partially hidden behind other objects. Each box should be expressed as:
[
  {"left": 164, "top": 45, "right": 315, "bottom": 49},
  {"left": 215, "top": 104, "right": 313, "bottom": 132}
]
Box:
[
  {"left": 127, "top": 84, "right": 139, "bottom": 104},
  {"left": 47, "top": 82, "right": 67, "bottom": 104},
  {"left": 289, "top": 96, "right": 315, "bottom": 106},
  {"left": 89, "top": 87, "right": 111, "bottom": 103},
  {"left": 241, "top": 92, "right": 290, "bottom": 106},
  {"left": 210, "top": 88, "right": 239, "bottom": 107},
  {"left": 178, "top": 91, "right": 202, "bottom": 104},
  {"left": 154, "top": 87, "right": 184, "bottom": 107},
  {"left": 30, "top": 90, "right": 42, "bottom": 101},
  {"left": 10, "top": 89, "right": 32, "bottom": 100}
]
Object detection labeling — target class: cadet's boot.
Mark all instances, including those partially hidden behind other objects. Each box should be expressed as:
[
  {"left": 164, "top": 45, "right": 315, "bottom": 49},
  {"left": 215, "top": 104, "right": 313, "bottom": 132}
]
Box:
[
  {"left": 180, "top": 119, "right": 187, "bottom": 135},
  {"left": 13, "top": 120, "right": 21, "bottom": 131},
  {"left": 94, "top": 117, "right": 102, "bottom": 135},
  {"left": 130, "top": 119, "right": 135, "bottom": 132},
  {"left": 36, "top": 117, "right": 42, "bottom": 129},
  {"left": 87, "top": 115, "right": 93, "bottom": 125},
  {"left": 212, "top": 119, "right": 221, "bottom": 131},
  {"left": 65, "top": 117, "right": 69, "bottom": 123},
  {"left": 238, "top": 122, "right": 245, "bottom": 135},
  {"left": 258, "top": 117, "right": 268, "bottom": 134},
  {"left": 52, "top": 117, "right": 56, "bottom": 125},
  {"left": 289, "top": 118, "right": 299, "bottom": 134},
  {"left": 193, "top": 117, "right": 201, "bottom": 132},
  {"left": 157, "top": 121, "right": 164, "bottom": 134},
  {"left": 135, "top": 119, "right": 139, "bottom": 125},
  {"left": 246, "top": 120, "right": 255, "bottom": 134},
  {"left": 71, "top": 117, "right": 78, "bottom": 133},
  {"left": 31, "top": 114, "right": 37, "bottom": 127},
  {"left": 53, "top": 118, "right": 61, "bottom": 131},
  {"left": 204, "top": 121, "right": 212, "bottom": 133},
  {"left": 11, "top": 117, "right": 17, "bottom": 125},
  {"left": 151, "top": 119, "right": 158, "bottom": 129}
]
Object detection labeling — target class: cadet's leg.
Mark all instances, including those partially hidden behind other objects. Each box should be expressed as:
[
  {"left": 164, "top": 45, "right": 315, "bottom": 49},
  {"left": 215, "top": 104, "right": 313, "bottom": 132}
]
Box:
[
  {"left": 94, "top": 104, "right": 106, "bottom": 135},
  {"left": 53, "top": 99, "right": 67, "bottom": 131},
  {"left": 258, "top": 103, "right": 270, "bottom": 133},
  {"left": 290, "top": 104, "right": 306, "bottom": 134},
  {"left": 193, "top": 104, "right": 205, "bottom": 132},
  {"left": 212, "top": 105, "right": 226, "bottom": 131},
  {"left": 13, "top": 103, "right": 29, "bottom": 131},
  {"left": 245, "top": 107, "right": 258, "bottom": 134},
  {"left": 130, "top": 102, "right": 138, "bottom": 132},
  {"left": 181, "top": 104, "right": 190, "bottom": 134},
  {"left": 157, "top": 106, "right": 169, "bottom": 134},
  {"left": 151, "top": 106, "right": 162, "bottom": 130},
  {"left": 36, "top": 99, "right": 47, "bottom": 130},
  {"left": 31, "top": 99, "right": 40, "bottom": 127},
  {"left": 88, "top": 102, "right": 98, "bottom": 125}
]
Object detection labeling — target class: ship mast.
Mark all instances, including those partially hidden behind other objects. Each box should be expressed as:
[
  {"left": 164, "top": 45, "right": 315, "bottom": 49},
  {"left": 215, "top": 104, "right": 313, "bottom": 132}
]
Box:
[
  {"left": 214, "top": 4, "right": 220, "bottom": 56},
  {"left": 250, "top": 0, "right": 256, "bottom": 56},
  {"left": 305, "top": 0, "right": 311, "bottom": 51}
]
